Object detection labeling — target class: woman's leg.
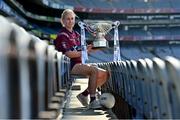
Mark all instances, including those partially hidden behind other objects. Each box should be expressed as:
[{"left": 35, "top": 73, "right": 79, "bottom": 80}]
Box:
[
  {"left": 71, "top": 64, "right": 109, "bottom": 108},
  {"left": 71, "top": 64, "right": 98, "bottom": 96},
  {"left": 71, "top": 64, "right": 109, "bottom": 93},
  {"left": 96, "top": 68, "right": 109, "bottom": 87}
]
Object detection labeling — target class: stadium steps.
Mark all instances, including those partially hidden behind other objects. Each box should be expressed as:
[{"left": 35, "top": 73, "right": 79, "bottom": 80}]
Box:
[{"left": 60, "top": 78, "right": 117, "bottom": 120}]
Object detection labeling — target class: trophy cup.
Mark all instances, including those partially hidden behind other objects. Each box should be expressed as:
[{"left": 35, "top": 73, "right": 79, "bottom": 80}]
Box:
[
  {"left": 78, "top": 20, "right": 120, "bottom": 63},
  {"left": 88, "top": 22, "right": 113, "bottom": 48}
]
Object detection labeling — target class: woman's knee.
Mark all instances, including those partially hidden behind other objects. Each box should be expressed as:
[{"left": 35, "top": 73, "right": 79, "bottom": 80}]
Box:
[
  {"left": 89, "top": 65, "right": 99, "bottom": 75},
  {"left": 71, "top": 64, "right": 97, "bottom": 75},
  {"left": 97, "top": 69, "right": 109, "bottom": 80},
  {"left": 71, "top": 64, "right": 80, "bottom": 74}
]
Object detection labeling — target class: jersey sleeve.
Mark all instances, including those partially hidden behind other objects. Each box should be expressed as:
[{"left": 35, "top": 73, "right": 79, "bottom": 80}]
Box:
[{"left": 54, "top": 33, "right": 71, "bottom": 53}]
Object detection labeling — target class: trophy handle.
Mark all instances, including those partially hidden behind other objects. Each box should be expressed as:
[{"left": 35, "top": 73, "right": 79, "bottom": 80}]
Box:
[{"left": 78, "top": 21, "right": 88, "bottom": 64}]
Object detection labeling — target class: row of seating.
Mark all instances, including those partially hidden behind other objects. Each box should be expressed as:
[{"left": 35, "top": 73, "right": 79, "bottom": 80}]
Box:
[
  {"left": 0, "top": 16, "right": 71, "bottom": 119},
  {"left": 53, "top": 0, "right": 180, "bottom": 9},
  {"left": 49, "top": 0, "right": 180, "bottom": 13},
  {"left": 97, "top": 56, "right": 180, "bottom": 119},
  {"left": 77, "top": 26, "right": 180, "bottom": 41}
]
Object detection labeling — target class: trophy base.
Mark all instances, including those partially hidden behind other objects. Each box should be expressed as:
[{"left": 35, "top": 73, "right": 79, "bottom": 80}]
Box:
[{"left": 93, "top": 41, "right": 109, "bottom": 48}]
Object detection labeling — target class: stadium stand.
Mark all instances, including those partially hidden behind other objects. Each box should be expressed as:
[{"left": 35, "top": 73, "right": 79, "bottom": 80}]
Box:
[
  {"left": 2, "top": 0, "right": 180, "bottom": 42},
  {"left": 39, "top": 0, "right": 180, "bottom": 13},
  {"left": 170, "top": 0, "right": 180, "bottom": 9},
  {"left": 1, "top": 0, "right": 180, "bottom": 119}
]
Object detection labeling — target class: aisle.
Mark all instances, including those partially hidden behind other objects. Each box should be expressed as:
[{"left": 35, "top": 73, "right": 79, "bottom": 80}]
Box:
[{"left": 61, "top": 78, "right": 117, "bottom": 120}]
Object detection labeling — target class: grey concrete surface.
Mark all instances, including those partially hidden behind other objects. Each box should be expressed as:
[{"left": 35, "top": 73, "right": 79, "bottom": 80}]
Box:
[{"left": 61, "top": 78, "right": 117, "bottom": 120}]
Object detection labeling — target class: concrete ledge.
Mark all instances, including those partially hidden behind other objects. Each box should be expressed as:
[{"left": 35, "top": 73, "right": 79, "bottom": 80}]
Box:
[
  {"left": 71, "top": 85, "right": 81, "bottom": 90},
  {"left": 60, "top": 78, "right": 117, "bottom": 120},
  {"left": 38, "top": 111, "right": 57, "bottom": 119}
]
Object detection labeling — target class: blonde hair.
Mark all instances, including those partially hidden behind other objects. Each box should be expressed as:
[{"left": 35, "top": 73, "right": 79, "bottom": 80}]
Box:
[{"left": 60, "top": 9, "right": 76, "bottom": 26}]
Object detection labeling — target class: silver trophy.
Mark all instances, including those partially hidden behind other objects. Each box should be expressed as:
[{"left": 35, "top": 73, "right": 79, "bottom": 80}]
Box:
[{"left": 85, "top": 21, "right": 114, "bottom": 48}]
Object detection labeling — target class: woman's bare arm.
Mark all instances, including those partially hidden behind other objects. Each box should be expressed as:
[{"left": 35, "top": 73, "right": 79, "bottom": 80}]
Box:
[{"left": 65, "top": 51, "right": 81, "bottom": 58}]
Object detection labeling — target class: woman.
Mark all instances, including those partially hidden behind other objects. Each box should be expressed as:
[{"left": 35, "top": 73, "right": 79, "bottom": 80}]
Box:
[{"left": 54, "top": 9, "right": 109, "bottom": 109}]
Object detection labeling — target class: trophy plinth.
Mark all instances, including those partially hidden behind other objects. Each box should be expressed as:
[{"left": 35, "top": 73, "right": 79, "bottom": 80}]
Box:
[
  {"left": 93, "top": 32, "right": 108, "bottom": 48},
  {"left": 93, "top": 40, "right": 109, "bottom": 48}
]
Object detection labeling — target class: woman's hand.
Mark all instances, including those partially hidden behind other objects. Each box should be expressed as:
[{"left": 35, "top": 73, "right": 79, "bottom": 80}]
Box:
[
  {"left": 87, "top": 44, "right": 105, "bottom": 53},
  {"left": 87, "top": 44, "right": 93, "bottom": 53}
]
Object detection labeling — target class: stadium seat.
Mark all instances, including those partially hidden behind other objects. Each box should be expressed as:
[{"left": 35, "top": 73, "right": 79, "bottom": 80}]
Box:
[
  {"left": 129, "top": 60, "right": 139, "bottom": 116},
  {"left": 165, "top": 56, "right": 180, "bottom": 119},
  {"left": 11, "top": 23, "right": 36, "bottom": 118},
  {"left": 131, "top": 0, "right": 149, "bottom": 9},
  {"left": 31, "top": 35, "right": 48, "bottom": 114},
  {"left": 129, "top": 60, "right": 144, "bottom": 118},
  {"left": 56, "top": 52, "right": 63, "bottom": 90},
  {"left": 150, "top": 0, "right": 170, "bottom": 8},
  {"left": 45, "top": 45, "right": 56, "bottom": 110},
  {"left": 170, "top": 0, "right": 180, "bottom": 9},
  {"left": 125, "top": 60, "right": 133, "bottom": 106},
  {"left": 131, "top": 60, "right": 144, "bottom": 118},
  {"left": 112, "top": 62, "right": 122, "bottom": 95},
  {"left": 105, "top": 62, "right": 113, "bottom": 91},
  {"left": 144, "top": 58, "right": 157, "bottom": 118},
  {"left": 0, "top": 16, "right": 18, "bottom": 119},
  {"left": 120, "top": 61, "right": 129, "bottom": 102},
  {"left": 116, "top": 61, "right": 125, "bottom": 97},
  {"left": 137, "top": 59, "right": 152, "bottom": 118},
  {"left": 152, "top": 57, "right": 172, "bottom": 119}
]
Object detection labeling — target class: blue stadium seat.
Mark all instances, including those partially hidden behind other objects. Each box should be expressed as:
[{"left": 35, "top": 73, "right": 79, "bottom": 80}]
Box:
[
  {"left": 125, "top": 60, "right": 133, "bottom": 106},
  {"left": 113, "top": 61, "right": 123, "bottom": 95},
  {"left": 165, "top": 56, "right": 180, "bottom": 119},
  {"left": 0, "top": 16, "right": 16, "bottom": 119},
  {"left": 112, "top": 0, "right": 131, "bottom": 9},
  {"left": 131, "top": 0, "right": 149, "bottom": 9},
  {"left": 31, "top": 35, "right": 48, "bottom": 114},
  {"left": 150, "top": 0, "right": 170, "bottom": 8},
  {"left": 169, "top": 0, "right": 180, "bottom": 9},
  {"left": 121, "top": 61, "right": 129, "bottom": 102},
  {"left": 137, "top": 59, "right": 152, "bottom": 118},
  {"left": 117, "top": 61, "right": 126, "bottom": 98},
  {"left": 11, "top": 23, "right": 37, "bottom": 119},
  {"left": 129, "top": 60, "right": 144, "bottom": 118},
  {"left": 129, "top": 60, "right": 138, "bottom": 113},
  {"left": 152, "top": 57, "right": 172, "bottom": 119},
  {"left": 144, "top": 58, "right": 158, "bottom": 118}
]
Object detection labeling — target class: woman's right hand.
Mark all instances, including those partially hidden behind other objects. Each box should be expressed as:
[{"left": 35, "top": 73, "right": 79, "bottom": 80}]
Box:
[{"left": 87, "top": 44, "right": 93, "bottom": 53}]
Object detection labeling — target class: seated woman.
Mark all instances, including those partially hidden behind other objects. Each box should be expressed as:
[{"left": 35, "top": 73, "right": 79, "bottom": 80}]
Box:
[{"left": 54, "top": 9, "right": 109, "bottom": 109}]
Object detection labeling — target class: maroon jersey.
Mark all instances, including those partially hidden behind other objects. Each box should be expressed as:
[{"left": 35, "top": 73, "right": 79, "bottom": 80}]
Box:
[{"left": 54, "top": 27, "right": 81, "bottom": 68}]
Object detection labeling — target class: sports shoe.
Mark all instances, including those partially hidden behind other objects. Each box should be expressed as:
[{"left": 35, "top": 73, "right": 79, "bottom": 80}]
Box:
[
  {"left": 88, "top": 99, "right": 102, "bottom": 109},
  {"left": 96, "top": 91, "right": 101, "bottom": 99},
  {"left": 77, "top": 93, "right": 89, "bottom": 107}
]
